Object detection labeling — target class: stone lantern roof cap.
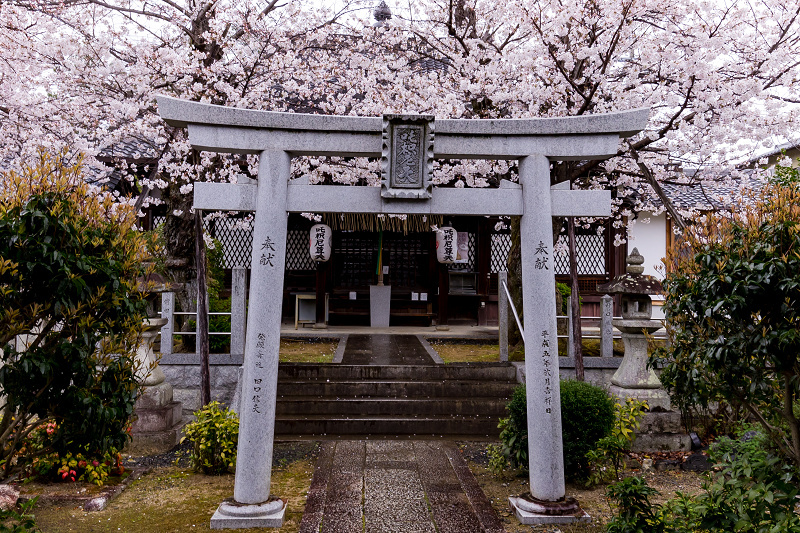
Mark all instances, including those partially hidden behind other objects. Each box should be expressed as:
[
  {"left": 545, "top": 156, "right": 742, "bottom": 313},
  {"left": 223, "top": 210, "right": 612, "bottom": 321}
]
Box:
[
  {"left": 374, "top": 1, "right": 392, "bottom": 22},
  {"left": 596, "top": 248, "right": 663, "bottom": 295}
]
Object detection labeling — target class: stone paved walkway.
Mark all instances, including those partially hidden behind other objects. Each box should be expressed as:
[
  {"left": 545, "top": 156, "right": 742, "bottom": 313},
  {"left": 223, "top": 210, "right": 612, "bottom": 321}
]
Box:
[
  {"left": 340, "top": 334, "right": 433, "bottom": 365},
  {"left": 299, "top": 440, "right": 505, "bottom": 533}
]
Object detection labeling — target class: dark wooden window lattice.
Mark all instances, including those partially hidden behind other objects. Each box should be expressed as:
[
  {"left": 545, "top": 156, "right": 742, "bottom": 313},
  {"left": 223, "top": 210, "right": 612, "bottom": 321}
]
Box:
[
  {"left": 553, "top": 234, "right": 606, "bottom": 275},
  {"left": 384, "top": 233, "right": 429, "bottom": 288},
  {"left": 487, "top": 225, "right": 608, "bottom": 276},
  {"left": 333, "top": 232, "right": 378, "bottom": 289},
  {"left": 154, "top": 215, "right": 255, "bottom": 269},
  {"left": 285, "top": 231, "right": 315, "bottom": 271},
  {"left": 490, "top": 233, "right": 512, "bottom": 273}
]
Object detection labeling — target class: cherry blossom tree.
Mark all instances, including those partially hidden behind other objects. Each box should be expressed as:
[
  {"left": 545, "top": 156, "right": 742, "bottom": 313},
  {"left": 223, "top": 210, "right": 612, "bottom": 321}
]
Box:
[{"left": 1, "top": 0, "right": 799, "bottom": 330}]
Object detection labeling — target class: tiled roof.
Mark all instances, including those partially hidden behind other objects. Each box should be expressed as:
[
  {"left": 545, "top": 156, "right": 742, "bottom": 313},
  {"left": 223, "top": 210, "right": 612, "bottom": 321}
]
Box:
[
  {"left": 638, "top": 172, "right": 763, "bottom": 212},
  {"left": 97, "top": 137, "right": 160, "bottom": 162}
]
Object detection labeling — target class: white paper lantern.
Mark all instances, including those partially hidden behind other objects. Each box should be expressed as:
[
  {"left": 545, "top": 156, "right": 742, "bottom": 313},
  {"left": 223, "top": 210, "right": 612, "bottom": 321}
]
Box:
[
  {"left": 436, "top": 227, "right": 457, "bottom": 264},
  {"left": 309, "top": 224, "right": 332, "bottom": 262}
]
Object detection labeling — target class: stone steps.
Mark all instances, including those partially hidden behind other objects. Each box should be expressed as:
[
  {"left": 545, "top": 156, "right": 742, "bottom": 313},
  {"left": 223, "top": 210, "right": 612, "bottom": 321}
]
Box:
[
  {"left": 275, "top": 363, "right": 518, "bottom": 438},
  {"left": 277, "top": 363, "right": 517, "bottom": 381},
  {"left": 277, "top": 379, "right": 517, "bottom": 398},
  {"left": 276, "top": 397, "right": 509, "bottom": 416},
  {"left": 275, "top": 414, "right": 504, "bottom": 436}
]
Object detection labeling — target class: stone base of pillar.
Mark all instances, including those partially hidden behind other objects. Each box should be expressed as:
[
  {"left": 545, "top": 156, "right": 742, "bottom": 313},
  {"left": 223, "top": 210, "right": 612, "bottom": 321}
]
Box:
[
  {"left": 210, "top": 497, "right": 285, "bottom": 529},
  {"left": 127, "top": 382, "right": 184, "bottom": 456},
  {"left": 631, "top": 432, "right": 692, "bottom": 452},
  {"left": 609, "top": 384, "right": 671, "bottom": 411},
  {"left": 629, "top": 410, "right": 692, "bottom": 452},
  {"left": 508, "top": 495, "right": 590, "bottom": 525},
  {"left": 435, "top": 325, "right": 450, "bottom": 331},
  {"left": 312, "top": 322, "right": 328, "bottom": 329}
]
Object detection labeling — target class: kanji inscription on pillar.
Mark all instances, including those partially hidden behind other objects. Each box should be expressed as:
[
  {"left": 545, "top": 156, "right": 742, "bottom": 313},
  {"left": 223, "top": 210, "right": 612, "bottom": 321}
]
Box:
[
  {"left": 541, "top": 329, "right": 554, "bottom": 414},
  {"left": 534, "top": 240, "right": 549, "bottom": 270},
  {"left": 259, "top": 237, "right": 276, "bottom": 267}
]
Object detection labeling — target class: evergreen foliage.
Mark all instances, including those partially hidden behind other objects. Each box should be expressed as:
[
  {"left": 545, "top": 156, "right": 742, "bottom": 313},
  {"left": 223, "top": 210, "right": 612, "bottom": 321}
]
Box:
[
  {"left": 0, "top": 152, "right": 151, "bottom": 479},
  {"left": 560, "top": 380, "right": 616, "bottom": 480},
  {"left": 655, "top": 178, "right": 800, "bottom": 465},
  {"left": 497, "top": 381, "right": 615, "bottom": 480}
]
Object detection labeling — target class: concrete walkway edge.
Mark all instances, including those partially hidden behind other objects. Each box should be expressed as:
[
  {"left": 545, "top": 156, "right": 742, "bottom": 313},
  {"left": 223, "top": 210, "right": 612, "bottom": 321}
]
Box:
[
  {"left": 416, "top": 335, "right": 444, "bottom": 364},
  {"left": 332, "top": 334, "right": 348, "bottom": 363}
]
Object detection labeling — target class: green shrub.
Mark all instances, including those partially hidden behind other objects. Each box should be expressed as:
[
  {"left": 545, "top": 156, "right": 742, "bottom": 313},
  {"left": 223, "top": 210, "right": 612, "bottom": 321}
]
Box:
[
  {"left": 486, "top": 444, "right": 509, "bottom": 477},
  {"left": 0, "top": 152, "right": 150, "bottom": 479},
  {"left": 605, "top": 431, "right": 800, "bottom": 533},
  {"left": 22, "top": 421, "right": 125, "bottom": 487},
  {"left": 0, "top": 496, "right": 39, "bottom": 533},
  {"left": 586, "top": 398, "right": 647, "bottom": 486},
  {"left": 496, "top": 381, "right": 615, "bottom": 479},
  {"left": 498, "top": 385, "right": 528, "bottom": 470},
  {"left": 605, "top": 476, "right": 666, "bottom": 533},
  {"left": 181, "top": 401, "right": 239, "bottom": 475},
  {"left": 656, "top": 178, "right": 800, "bottom": 465},
  {"left": 560, "top": 380, "right": 615, "bottom": 480},
  {"left": 683, "top": 431, "right": 800, "bottom": 533}
]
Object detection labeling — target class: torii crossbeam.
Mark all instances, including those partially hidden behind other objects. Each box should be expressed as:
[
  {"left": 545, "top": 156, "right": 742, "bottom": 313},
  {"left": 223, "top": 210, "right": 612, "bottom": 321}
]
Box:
[{"left": 157, "top": 95, "right": 648, "bottom": 528}]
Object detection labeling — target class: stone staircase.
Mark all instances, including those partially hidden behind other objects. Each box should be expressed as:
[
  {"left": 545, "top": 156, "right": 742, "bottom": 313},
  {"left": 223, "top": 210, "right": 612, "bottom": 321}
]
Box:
[{"left": 274, "top": 363, "right": 518, "bottom": 438}]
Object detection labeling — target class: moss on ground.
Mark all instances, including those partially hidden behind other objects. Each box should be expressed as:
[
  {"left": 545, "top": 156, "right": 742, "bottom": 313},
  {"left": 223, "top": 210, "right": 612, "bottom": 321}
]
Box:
[{"left": 33, "top": 459, "right": 314, "bottom": 532}]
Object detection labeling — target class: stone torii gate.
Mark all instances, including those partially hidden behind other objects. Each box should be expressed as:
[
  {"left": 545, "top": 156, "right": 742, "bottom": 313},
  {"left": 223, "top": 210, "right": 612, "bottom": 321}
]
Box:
[{"left": 157, "top": 96, "right": 648, "bottom": 528}]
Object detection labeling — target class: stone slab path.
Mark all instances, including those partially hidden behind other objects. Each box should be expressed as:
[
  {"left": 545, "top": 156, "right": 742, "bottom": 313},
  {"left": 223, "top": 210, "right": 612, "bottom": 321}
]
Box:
[
  {"left": 340, "top": 334, "right": 433, "bottom": 365},
  {"left": 299, "top": 440, "right": 505, "bottom": 533}
]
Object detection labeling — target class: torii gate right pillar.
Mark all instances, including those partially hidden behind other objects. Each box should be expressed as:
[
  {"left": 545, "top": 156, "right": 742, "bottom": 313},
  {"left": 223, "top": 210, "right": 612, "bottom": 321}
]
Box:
[
  {"left": 508, "top": 154, "right": 588, "bottom": 522},
  {"left": 520, "top": 154, "right": 565, "bottom": 499}
]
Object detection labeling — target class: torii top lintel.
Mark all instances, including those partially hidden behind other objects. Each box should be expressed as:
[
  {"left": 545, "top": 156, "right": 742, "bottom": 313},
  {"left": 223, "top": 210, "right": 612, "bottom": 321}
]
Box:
[
  {"left": 156, "top": 96, "right": 648, "bottom": 217},
  {"left": 157, "top": 95, "right": 648, "bottom": 160}
]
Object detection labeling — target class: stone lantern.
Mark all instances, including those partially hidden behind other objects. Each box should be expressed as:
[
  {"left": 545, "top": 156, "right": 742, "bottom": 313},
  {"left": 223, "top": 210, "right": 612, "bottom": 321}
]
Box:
[
  {"left": 129, "top": 272, "right": 183, "bottom": 455},
  {"left": 597, "top": 248, "right": 671, "bottom": 410}
]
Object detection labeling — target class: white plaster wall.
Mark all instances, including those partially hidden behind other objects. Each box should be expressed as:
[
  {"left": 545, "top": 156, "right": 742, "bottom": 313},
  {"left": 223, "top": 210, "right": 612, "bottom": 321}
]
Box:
[{"left": 627, "top": 211, "right": 667, "bottom": 319}]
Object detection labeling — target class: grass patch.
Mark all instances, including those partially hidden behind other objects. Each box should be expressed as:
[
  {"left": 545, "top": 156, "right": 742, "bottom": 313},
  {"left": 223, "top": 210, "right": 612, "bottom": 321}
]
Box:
[
  {"left": 429, "top": 341, "right": 501, "bottom": 363},
  {"left": 508, "top": 338, "right": 630, "bottom": 361},
  {"left": 33, "top": 458, "right": 314, "bottom": 532},
  {"left": 430, "top": 337, "right": 628, "bottom": 363},
  {"left": 279, "top": 338, "right": 336, "bottom": 363},
  {"left": 567, "top": 338, "right": 625, "bottom": 357}
]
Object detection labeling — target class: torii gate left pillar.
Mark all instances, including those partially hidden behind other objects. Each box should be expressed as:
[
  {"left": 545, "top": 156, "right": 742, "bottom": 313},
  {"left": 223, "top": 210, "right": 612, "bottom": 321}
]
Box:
[{"left": 157, "top": 96, "right": 648, "bottom": 529}]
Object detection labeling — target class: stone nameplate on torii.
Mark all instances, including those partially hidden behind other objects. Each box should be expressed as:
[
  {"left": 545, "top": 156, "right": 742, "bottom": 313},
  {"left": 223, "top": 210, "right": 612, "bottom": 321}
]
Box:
[{"left": 157, "top": 95, "right": 648, "bottom": 529}]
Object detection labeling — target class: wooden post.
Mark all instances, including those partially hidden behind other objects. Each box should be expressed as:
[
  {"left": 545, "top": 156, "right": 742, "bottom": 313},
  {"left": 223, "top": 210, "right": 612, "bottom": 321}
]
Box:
[
  {"left": 567, "top": 216, "right": 585, "bottom": 381},
  {"left": 160, "top": 292, "right": 174, "bottom": 356},
  {"left": 195, "top": 210, "right": 211, "bottom": 406},
  {"left": 230, "top": 267, "right": 247, "bottom": 356},
  {"left": 477, "top": 219, "right": 491, "bottom": 325},
  {"left": 315, "top": 261, "right": 327, "bottom": 327},
  {"left": 437, "top": 263, "right": 449, "bottom": 330},
  {"left": 498, "top": 271, "right": 509, "bottom": 362}
]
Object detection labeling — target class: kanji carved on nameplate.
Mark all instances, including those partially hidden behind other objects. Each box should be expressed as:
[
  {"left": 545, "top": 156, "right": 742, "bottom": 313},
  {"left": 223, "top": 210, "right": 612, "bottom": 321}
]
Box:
[{"left": 381, "top": 114, "right": 434, "bottom": 199}]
